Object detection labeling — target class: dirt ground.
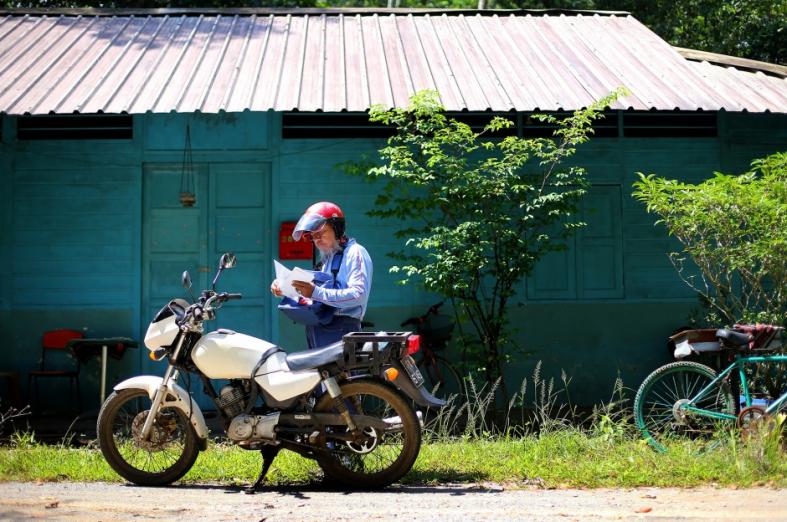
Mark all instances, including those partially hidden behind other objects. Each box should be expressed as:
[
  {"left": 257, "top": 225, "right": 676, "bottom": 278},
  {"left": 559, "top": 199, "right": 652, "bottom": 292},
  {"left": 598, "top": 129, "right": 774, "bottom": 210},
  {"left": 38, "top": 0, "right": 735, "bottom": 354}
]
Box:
[{"left": 0, "top": 482, "right": 785, "bottom": 521}]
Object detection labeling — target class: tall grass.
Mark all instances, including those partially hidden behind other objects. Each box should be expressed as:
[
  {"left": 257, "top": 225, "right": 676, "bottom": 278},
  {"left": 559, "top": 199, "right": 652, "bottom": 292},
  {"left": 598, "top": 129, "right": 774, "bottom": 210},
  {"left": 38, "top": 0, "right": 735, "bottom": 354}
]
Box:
[
  {"left": 422, "top": 363, "right": 626, "bottom": 441},
  {"left": 420, "top": 363, "right": 784, "bottom": 475}
]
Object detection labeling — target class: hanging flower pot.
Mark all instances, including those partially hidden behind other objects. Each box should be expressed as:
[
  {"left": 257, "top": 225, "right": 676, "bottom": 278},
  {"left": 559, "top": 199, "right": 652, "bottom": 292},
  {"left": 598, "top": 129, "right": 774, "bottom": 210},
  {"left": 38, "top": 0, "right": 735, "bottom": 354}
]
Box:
[
  {"left": 179, "top": 191, "right": 196, "bottom": 207},
  {"left": 180, "top": 124, "right": 196, "bottom": 207}
]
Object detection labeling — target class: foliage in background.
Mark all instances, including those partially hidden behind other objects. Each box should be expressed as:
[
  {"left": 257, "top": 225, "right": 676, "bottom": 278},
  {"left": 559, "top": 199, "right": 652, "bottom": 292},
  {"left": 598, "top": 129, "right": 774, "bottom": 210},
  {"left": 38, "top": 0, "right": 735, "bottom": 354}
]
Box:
[
  {"left": 493, "top": 0, "right": 786, "bottom": 65},
  {"left": 345, "top": 89, "right": 622, "bottom": 398},
  {"left": 632, "top": 152, "right": 787, "bottom": 327},
  {"left": 591, "top": 0, "right": 787, "bottom": 65},
  {"left": 4, "top": 1, "right": 784, "bottom": 65}
]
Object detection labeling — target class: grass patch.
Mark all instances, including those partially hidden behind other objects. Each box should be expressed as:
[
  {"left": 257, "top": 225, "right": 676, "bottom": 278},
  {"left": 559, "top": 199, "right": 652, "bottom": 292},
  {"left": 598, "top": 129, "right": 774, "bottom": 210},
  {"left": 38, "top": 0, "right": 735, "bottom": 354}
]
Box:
[
  {"left": 2, "top": 430, "right": 785, "bottom": 488},
  {"left": 413, "top": 431, "right": 787, "bottom": 487},
  {"left": 2, "top": 371, "right": 784, "bottom": 488}
]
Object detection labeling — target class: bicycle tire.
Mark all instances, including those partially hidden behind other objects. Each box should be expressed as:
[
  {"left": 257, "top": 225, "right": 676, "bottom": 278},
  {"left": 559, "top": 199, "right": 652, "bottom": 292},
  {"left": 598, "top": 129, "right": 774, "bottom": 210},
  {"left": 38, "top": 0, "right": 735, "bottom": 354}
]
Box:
[
  {"left": 634, "top": 361, "right": 735, "bottom": 452},
  {"left": 417, "top": 353, "right": 463, "bottom": 400}
]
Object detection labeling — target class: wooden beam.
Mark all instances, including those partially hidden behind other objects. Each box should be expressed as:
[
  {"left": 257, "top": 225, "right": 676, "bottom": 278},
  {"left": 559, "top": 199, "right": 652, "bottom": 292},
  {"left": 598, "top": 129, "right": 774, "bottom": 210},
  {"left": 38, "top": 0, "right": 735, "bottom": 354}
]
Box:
[{"left": 675, "top": 47, "right": 787, "bottom": 78}]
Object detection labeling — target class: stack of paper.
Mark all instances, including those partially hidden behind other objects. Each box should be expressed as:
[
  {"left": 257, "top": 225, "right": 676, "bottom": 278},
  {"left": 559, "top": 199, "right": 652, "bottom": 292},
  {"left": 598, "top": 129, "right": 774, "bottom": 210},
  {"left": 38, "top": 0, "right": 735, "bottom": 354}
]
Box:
[{"left": 273, "top": 260, "right": 316, "bottom": 301}]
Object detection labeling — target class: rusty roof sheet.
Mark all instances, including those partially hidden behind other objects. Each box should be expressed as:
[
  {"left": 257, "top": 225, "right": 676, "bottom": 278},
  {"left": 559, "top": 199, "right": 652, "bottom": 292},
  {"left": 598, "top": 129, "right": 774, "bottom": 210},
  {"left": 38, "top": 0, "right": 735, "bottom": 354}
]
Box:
[{"left": 0, "top": 11, "right": 784, "bottom": 115}]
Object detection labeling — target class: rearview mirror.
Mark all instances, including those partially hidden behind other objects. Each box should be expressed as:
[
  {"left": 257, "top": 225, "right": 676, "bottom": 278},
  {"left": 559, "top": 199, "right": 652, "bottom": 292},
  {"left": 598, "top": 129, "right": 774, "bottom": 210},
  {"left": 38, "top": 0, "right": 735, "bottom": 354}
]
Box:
[
  {"left": 182, "top": 270, "right": 192, "bottom": 289},
  {"left": 219, "top": 252, "right": 237, "bottom": 270}
]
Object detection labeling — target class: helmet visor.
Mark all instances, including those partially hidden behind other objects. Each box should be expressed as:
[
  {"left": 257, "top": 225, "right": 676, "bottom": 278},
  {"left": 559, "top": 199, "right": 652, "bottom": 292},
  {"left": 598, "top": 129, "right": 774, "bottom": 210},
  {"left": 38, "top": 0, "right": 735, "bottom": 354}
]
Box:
[{"left": 292, "top": 214, "right": 327, "bottom": 241}]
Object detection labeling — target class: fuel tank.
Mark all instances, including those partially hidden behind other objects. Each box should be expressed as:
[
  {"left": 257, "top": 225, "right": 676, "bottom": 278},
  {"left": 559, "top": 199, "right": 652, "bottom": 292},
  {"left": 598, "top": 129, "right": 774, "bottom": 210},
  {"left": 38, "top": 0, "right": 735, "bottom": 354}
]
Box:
[{"left": 191, "top": 330, "right": 320, "bottom": 401}]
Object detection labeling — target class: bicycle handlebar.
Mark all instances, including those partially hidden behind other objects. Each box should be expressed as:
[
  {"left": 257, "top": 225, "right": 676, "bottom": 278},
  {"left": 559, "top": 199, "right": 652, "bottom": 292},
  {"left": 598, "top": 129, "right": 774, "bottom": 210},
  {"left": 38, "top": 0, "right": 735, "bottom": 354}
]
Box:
[{"left": 400, "top": 302, "right": 444, "bottom": 327}]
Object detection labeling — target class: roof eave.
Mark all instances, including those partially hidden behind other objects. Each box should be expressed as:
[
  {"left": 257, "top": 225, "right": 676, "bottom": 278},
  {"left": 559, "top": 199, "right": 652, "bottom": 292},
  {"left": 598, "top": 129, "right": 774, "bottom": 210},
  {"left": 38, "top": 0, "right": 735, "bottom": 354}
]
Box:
[{"left": 0, "top": 7, "right": 631, "bottom": 17}]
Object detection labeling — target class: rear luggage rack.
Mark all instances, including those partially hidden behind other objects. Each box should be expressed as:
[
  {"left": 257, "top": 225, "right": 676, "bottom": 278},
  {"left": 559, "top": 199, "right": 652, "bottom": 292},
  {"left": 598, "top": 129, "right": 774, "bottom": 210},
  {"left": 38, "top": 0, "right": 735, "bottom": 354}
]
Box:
[
  {"left": 340, "top": 331, "right": 412, "bottom": 374},
  {"left": 670, "top": 326, "right": 784, "bottom": 359}
]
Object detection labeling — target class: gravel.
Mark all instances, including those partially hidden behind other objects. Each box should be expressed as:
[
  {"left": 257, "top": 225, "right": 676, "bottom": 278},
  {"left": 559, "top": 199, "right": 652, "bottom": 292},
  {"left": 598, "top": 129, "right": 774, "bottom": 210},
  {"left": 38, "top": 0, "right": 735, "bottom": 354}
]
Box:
[{"left": 1, "top": 482, "right": 786, "bottom": 521}]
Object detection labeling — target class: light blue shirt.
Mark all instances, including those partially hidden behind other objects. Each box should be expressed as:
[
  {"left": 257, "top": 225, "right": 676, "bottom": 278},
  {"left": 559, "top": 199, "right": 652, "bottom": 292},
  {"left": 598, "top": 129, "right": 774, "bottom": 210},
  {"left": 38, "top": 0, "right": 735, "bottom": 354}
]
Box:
[{"left": 310, "top": 239, "right": 372, "bottom": 320}]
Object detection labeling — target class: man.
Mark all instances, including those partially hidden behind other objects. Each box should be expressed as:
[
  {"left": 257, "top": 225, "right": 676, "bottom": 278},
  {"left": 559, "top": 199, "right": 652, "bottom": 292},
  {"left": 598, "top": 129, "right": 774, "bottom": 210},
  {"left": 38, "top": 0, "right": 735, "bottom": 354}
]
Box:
[{"left": 271, "top": 202, "right": 373, "bottom": 349}]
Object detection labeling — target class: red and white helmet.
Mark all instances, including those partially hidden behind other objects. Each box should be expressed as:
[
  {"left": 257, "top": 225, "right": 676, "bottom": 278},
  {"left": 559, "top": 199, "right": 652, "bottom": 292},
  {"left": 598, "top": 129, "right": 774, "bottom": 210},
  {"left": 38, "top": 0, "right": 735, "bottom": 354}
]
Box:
[{"left": 292, "top": 201, "right": 346, "bottom": 241}]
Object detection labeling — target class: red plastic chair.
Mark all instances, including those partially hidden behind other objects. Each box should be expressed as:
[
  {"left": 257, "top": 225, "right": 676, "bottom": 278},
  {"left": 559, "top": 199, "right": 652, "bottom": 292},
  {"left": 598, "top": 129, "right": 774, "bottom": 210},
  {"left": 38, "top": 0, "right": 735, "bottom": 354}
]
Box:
[{"left": 27, "top": 329, "right": 84, "bottom": 414}]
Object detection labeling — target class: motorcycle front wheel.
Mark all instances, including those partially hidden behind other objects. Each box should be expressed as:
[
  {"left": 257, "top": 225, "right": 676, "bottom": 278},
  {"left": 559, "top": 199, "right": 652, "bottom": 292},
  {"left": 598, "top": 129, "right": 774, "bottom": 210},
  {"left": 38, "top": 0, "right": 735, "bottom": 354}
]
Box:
[
  {"left": 97, "top": 388, "right": 200, "bottom": 486},
  {"left": 315, "top": 379, "right": 422, "bottom": 488}
]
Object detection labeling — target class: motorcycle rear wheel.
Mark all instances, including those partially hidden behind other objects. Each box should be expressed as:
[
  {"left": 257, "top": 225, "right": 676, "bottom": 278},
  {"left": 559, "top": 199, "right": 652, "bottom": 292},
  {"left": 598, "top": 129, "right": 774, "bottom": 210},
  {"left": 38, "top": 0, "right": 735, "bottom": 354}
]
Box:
[
  {"left": 315, "top": 379, "right": 421, "bottom": 488},
  {"left": 97, "top": 388, "right": 200, "bottom": 486}
]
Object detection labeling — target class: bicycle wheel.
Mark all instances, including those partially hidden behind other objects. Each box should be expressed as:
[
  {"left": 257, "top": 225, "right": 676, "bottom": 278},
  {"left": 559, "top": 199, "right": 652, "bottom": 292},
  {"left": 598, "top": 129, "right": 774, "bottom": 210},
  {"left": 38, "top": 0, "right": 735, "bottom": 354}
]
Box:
[
  {"left": 634, "top": 361, "right": 735, "bottom": 452},
  {"left": 417, "top": 353, "right": 463, "bottom": 400},
  {"left": 97, "top": 389, "right": 199, "bottom": 486}
]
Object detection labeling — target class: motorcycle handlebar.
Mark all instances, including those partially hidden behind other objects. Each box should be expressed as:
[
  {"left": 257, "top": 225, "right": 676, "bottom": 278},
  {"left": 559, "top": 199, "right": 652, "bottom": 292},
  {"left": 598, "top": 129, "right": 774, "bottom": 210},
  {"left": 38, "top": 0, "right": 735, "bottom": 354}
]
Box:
[{"left": 209, "top": 292, "right": 243, "bottom": 304}]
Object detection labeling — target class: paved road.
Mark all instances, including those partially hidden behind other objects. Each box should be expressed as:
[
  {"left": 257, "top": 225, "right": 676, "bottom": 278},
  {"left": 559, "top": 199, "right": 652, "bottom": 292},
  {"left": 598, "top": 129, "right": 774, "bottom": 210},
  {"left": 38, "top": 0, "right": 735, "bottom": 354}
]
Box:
[{"left": 1, "top": 482, "right": 785, "bottom": 521}]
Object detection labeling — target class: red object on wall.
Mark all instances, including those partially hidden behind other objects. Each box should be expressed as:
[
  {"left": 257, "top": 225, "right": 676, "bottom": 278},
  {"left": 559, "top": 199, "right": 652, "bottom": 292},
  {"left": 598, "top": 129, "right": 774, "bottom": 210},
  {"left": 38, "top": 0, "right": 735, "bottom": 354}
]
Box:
[{"left": 279, "top": 222, "right": 313, "bottom": 260}]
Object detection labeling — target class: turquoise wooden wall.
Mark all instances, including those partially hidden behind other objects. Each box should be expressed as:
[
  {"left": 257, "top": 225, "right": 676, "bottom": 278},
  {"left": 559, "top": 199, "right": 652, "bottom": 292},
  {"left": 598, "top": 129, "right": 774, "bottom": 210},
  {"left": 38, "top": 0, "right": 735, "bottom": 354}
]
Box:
[{"left": 1, "top": 110, "right": 785, "bottom": 411}]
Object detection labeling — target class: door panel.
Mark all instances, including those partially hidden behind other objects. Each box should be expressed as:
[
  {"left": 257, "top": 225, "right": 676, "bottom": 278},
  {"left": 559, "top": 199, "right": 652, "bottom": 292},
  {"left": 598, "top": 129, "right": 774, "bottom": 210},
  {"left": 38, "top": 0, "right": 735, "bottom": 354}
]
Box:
[
  {"left": 527, "top": 185, "right": 623, "bottom": 300},
  {"left": 578, "top": 186, "right": 623, "bottom": 299},
  {"left": 526, "top": 221, "right": 577, "bottom": 300},
  {"left": 215, "top": 213, "right": 266, "bottom": 253},
  {"left": 149, "top": 210, "right": 202, "bottom": 253},
  {"left": 209, "top": 164, "right": 270, "bottom": 341},
  {"left": 144, "top": 164, "right": 209, "bottom": 306}
]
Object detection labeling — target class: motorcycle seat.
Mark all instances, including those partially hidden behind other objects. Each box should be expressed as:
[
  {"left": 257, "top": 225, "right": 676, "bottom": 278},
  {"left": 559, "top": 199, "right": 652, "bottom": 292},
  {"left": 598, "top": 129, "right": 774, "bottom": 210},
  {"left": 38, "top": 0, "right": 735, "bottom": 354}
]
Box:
[{"left": 285, "top": 341, "right": 344, "bottom": 372}]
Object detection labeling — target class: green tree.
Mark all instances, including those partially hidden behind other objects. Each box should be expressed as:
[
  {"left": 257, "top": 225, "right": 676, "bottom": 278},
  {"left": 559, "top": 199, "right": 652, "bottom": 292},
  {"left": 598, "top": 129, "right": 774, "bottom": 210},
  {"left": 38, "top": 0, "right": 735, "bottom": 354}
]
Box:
[
  {"left": 349, "top": 89, "right": 623, "bottom": 396},
  {"left": 593, "top": 0, "right": 787, "bottom": 65},
  {"left": 632, "top": 152, "right": 787, "bottom": 326}
]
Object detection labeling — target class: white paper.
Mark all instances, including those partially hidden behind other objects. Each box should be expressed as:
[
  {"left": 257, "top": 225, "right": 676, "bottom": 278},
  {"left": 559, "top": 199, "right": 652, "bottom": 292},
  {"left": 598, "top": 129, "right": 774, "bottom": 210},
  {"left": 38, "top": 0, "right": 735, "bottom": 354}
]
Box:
[{"left": 273, "top": 260, "right": 315, "bottom": 301}]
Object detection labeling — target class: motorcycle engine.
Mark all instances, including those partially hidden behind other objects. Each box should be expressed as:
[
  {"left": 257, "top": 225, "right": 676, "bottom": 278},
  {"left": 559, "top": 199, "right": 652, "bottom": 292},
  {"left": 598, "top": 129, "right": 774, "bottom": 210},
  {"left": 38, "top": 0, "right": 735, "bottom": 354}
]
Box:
[
  {"left": 219, "top": 381, "right": 281, "bottom": 442},
  {"left": 217, "top": 382, "right": 248, "bottom": 418},
  {"left": 228, "top": 412, "right": 281, "bottom": 442}
]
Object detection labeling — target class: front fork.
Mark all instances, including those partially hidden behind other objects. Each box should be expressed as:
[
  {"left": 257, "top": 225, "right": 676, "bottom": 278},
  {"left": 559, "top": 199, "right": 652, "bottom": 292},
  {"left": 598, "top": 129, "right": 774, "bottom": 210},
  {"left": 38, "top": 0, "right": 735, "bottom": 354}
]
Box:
[
  {"left": 139, "top": 365, "right": 180, "bottom": 441},
  {"left": 140, "top": 335, "right": 185, "bottom": 441}
]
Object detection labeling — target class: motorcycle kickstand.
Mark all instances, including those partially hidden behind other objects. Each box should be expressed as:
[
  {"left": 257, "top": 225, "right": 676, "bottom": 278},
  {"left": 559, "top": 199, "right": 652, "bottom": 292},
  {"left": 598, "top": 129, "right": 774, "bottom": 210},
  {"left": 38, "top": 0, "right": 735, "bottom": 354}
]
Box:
[{"left": 244, "top": 446, "right": 280, "bottom": 494}]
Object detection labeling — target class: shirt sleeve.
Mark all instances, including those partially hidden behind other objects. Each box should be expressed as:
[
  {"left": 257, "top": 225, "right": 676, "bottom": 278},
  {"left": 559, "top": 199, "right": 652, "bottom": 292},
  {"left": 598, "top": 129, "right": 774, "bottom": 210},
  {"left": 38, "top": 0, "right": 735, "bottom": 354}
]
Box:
[{"left": 311, "top": 248, "right": 371, "bottom": 309}]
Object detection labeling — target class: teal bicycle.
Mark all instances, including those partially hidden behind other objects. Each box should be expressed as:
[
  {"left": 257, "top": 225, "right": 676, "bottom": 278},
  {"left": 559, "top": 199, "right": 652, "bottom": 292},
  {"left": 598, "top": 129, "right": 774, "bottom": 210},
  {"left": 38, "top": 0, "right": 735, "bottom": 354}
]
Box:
[{"left": 634, "top": 325, "right": 785, "bottom": 452}]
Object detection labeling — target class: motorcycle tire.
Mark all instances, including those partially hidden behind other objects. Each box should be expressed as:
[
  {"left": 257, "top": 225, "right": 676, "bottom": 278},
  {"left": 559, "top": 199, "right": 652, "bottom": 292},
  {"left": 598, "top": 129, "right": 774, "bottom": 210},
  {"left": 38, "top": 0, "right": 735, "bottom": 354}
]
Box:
[
  {"left": 97, "top": 388, "right": 200, "bottom": 486},
  {"left": 315, "top": 379, "right": 421, "bottom": 489}
]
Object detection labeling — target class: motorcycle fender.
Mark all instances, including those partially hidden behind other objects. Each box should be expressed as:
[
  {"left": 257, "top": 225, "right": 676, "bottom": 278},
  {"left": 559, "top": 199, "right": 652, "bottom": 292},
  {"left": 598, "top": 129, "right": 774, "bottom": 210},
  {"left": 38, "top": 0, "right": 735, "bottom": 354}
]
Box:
[
  {"left": 389, "top": 362, "right": 446, "bottom": 408},
  {"left": 114, "top": 375, "right": 209, "bottom": 449}
]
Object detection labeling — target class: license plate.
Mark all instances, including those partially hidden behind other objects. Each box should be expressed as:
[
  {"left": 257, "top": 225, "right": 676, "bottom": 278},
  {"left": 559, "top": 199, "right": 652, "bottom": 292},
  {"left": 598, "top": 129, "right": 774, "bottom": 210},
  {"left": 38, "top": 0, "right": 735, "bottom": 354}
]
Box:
[{"left": 400, "top": 355, "right": 425, "bottom": 388}]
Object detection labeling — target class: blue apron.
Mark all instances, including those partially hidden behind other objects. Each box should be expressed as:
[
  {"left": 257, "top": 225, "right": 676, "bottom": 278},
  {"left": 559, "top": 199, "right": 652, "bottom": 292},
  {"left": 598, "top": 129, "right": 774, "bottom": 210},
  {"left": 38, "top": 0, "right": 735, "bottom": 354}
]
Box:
[
  {"left": 277, "top": 251, "right": 343, "bottom": 326},
  {"left": 306, "top": 315, "right": 361, "bottom": 350},
  {"left": 277, "top": 251, "right": 361, "bottom": 349}
]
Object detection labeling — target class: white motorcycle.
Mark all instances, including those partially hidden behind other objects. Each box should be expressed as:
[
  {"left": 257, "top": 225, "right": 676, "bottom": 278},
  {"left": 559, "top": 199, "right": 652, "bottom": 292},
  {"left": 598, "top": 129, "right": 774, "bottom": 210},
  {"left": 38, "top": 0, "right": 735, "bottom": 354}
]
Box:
[{"left": 97, "top": 253, "right": 444, "bottom": 490}]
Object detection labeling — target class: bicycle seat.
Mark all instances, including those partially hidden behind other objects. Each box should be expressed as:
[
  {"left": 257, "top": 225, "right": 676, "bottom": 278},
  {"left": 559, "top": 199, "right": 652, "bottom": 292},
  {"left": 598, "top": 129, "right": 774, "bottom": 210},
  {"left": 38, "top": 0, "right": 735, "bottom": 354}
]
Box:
[{"left": 715, "top": 328, "right": 752, "bottom": 348}]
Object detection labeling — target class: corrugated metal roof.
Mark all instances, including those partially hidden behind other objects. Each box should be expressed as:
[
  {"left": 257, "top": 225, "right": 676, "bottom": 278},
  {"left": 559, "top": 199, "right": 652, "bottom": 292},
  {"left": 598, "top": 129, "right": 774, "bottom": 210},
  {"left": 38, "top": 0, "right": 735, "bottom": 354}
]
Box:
[{"left": 0, "top": 11, "right": 784, "bottom": 115}]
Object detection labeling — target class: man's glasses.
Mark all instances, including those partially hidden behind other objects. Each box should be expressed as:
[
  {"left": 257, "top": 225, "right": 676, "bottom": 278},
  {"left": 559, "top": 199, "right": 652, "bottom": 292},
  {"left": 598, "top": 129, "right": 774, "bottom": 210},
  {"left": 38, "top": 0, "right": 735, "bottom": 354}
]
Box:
[{"left": 303, "top": 226, "right": 328, "bottom": 242}]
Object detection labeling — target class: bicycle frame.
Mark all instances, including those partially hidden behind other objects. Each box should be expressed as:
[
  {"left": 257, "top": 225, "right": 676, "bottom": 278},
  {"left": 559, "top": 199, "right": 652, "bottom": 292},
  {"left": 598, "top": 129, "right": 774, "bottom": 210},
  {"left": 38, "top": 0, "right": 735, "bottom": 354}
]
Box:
[{"left": 681, "top": 353, "right": 787, "bottom": 421}]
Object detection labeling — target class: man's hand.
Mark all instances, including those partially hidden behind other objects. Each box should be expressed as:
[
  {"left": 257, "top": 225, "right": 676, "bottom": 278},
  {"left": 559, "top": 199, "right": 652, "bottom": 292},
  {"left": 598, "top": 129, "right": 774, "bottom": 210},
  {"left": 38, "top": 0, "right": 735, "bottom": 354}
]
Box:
[
  {"left": 291, "top": 280, "right": 315, "bottom": 298},
  {"left": 270, "top": 280, "right": 283, "bottom": 297}
]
